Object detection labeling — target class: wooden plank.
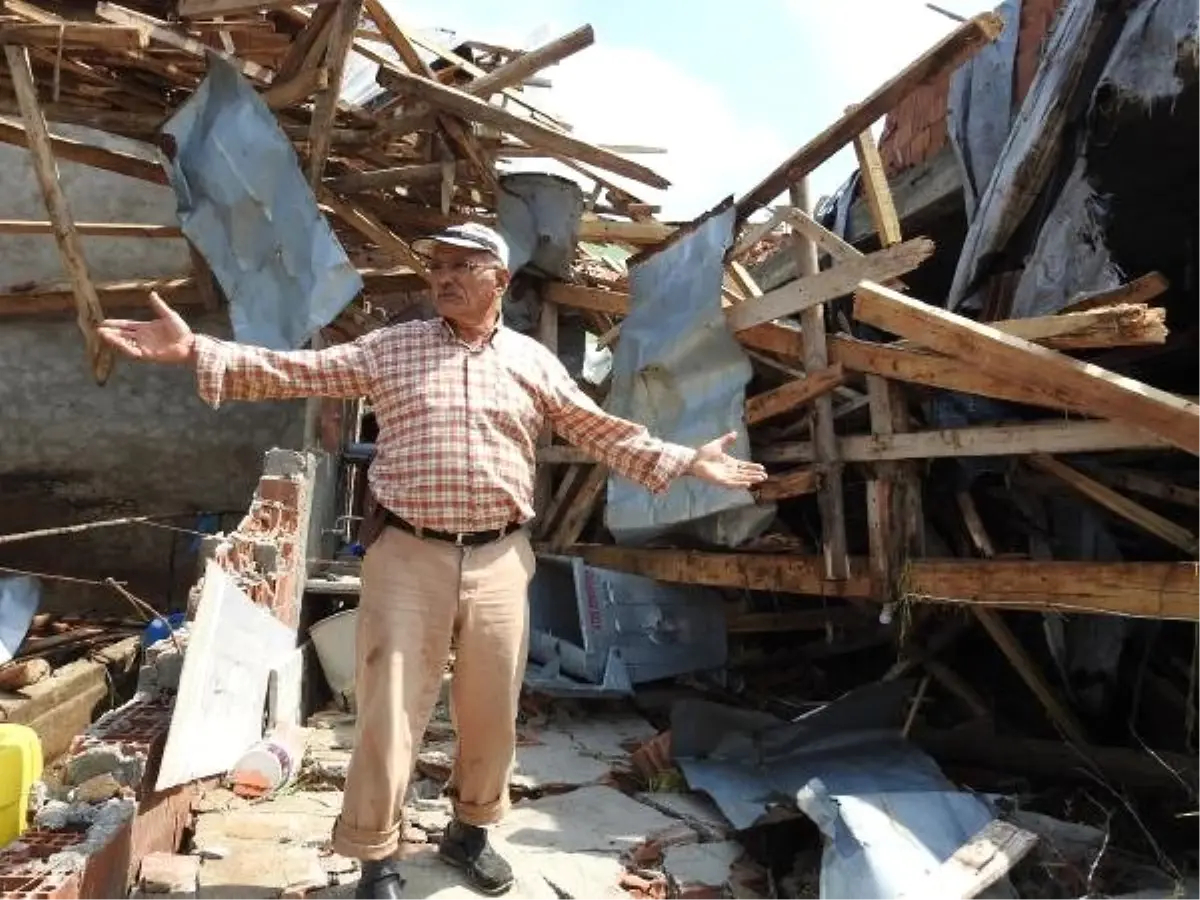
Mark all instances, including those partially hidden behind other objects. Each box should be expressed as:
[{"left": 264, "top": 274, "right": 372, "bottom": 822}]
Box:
[
  {"left": 0, "top": 220, "right": 182, "bottom": 238},
  {"left": 726, "top": 237, "right": 934, "bottom": 332},
  {"left": 0, "top": 24, "right": 148, "bottom": 50},
  {"left": 533, "top": 299, "right": 560, "bottom": 517},
  {"left": 178, "top": 0, "right": 340, "bottom": 15},
  {"left": 262, "top": 65, "right": 328, "bottom": 110},
  {"left": 543, "top": 282, "right": 630, "bottom": 317},
  {"left": 753, "top": 467, "right": 819, "bottom": 502},
  {"left": 853, "top": 126, "right": 902, "bottom": 247},
  {"left": 274, "top": 2, "right": 337, "bottom": 82},
  {"left": 957, "top": 489, "right": 997, "bottom": 558},
  {"left": 756, "top": 419, "right": 1170, "bottom": 464},
  {"left": 727, "top": 260, "right": 763, "bottom": 300},
  {"left": 548, "top": 464, "right": 608, "bottom": 552},
  {"left": 543, "top": 419, "right": 1166, "bottom": 466},
  {"left": 377, "top": 67, "right": 670, "bottom": 189},
  {"left": 0, "top": 119, "right": 168, "bottom": 185},
  {"left": 899, "top": 819, "right": 1038, "bottom": 900},
  {"left": 973, "top": 606, "right": 1089, "bottom": 744},
  {"left": 307, "top": 0, "right": 364, "bottom": 186},
  {"left": 536, "top": 464, "right": 586, "bottom": 539},
  {"left": 735, "top": 13, "right": 1004, "bottom": 221},
  {"left": 95, "top": 3, "right": 273, "bottom": 84},
  {"left": 985, "top": 304, "right": 1167, "bottom": 350},
  {"left": 577, "top": 217, "right": 674, "bottom": 244},
  {"left": 1060, "top": 271, "right": 1169, "bottom": 314},
  {"left": 745, "top": 364, "right": 846, "bottom": 426},
  {"left": 1080, "top": 466, "right": 1199, "bottom": 510},
  {"left": 786, "top": 207, "right": 859, "bottom": 262},
  {"left": 790, "top": 179, "right": 849, "bottom": 582},
  {"left": 317, "top": 188, "right": 429, "bottom": 278},
  {"left": 5, "top": 44, "right": 113, "bottom": 384},
  {"left": 853, "top": 280, "right": 1200, "bottom": 456},
  {"left": 561, "top": 546, "right": 1199, "bottom": 620},
  {"left": 325, "top": 162, "right": 445, "bottom": 192},
  {"left": 854, "top": 123, "right": 921, "bottom": 605},
  {"left": 464, "top": 25, "right": 593, "bottom": 99},
  {"left": 1028, "top": 454, "right": 1197, "bottom": 555}
]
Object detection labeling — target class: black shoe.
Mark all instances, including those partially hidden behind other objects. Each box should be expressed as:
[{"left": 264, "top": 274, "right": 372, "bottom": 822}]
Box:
[
  {"left": 438, "top": 820, "right": 514, "bottom": 895},
  {"left": 354, "top": 856, "right": 405, "bottom": 899}
]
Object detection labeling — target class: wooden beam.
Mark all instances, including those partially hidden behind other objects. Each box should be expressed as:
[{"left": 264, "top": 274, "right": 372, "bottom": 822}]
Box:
[
  {"left": 1080, "top": 465, "right": 1199, "bottom": 510},
  {"left": 543, "top": 282, "right": 629, "bottom": 317},
  {"left": 726, "top": 237, "right": 934, "bottom": 332},
  {"left": 853, "top": 281, "right": 1200, "bottom": 456},
  {"left": 973, "top": 606, "right": 1089, "bottom": 744},
  {"left": 307, "top": 0, "right": 364, "bottom": 186},
  {"left": 577, "top": 217, "right": 675, "bottom": 245},
  {"left": 0, "top": 24, "right": 148, "bottom": 50},
  {"left": 262, "top": 65, "right": 328, "bottom": 110},
  {"left": 745, "top": 364, "right": 846, "bottom": 426},
  {"left": 534, "top": 299, "right": 560, "bottom": 516},
  {"left": 730, "top": 206, "right": 790, "bottom": 261},
  {"left": 95, "top": 3, "right": 273, "bottom": 84},
  {"left": 786, "top": 207, "right": 859, "bottom": 262},
  {"left": 377, "top": 67, "right": 670, "bottom": 190},
  {"left": 1028, "top": 454, "right": 1197, "bottom": 555},
  {"left": 985, "top": 304, "right": 1167, "bottom": 350},
  {"left": 0, "top": 220, "right": 181, "bottom": 238},
  {"left": 753, "top": 467, "right": 820, "bottom": 502},
  {"left": 757, "top": 419, "right": 1170, "bottom": 464},
  {"left": 178, "top": 0, "right": 340, "bottom": 15},
  {"left": 735, "top": 12, "right": 1004, "bottom": 222},
  {"left": 1060, "top": 271, "right": 1169, "bottom": 314},
  {"left": 274, "top": 2, "right": 336, "bottom": 82},
  {"left": 464, "top": 25, "right": 594, "bottom": 99},
  {"left": 548, "top": 464, "right": 607, "bottom": 552},
  {"left": 4, "top": 44, "right": 113, "bottom": 383},
  {"left": 0, "top": 119, "right": 168, "bottom": 185},
  {"left": 324, "top": 162, "right": 445, "bottom": 192},
  {"left": 852, "top": 126, "right": 902, "bottom": 247},
  {"left": 536, "top": 463, "right": 586, "bottom": 539},
  {"left": 562, "top": 546, "right": 1199, "bottom": 620},
  {"left": 317, "top": 188, "right": 428, "bottom": 278},
  {"left": 790, "top": 179, "right": 849, "bottom": 581}
]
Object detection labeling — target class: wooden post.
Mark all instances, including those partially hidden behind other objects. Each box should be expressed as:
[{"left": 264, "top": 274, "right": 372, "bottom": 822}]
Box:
[
  {"left": 533, "top": 297, "right": 560, "bottom": 516},
  {"left": 4, "top": 43, "right": 114, "bottom": 384},
  {"left": 307, "top": 0, "right": 362, "bottom": 185},
  {"left": 789, "top": 178, "right": 849, "bottom": 580},
  {"left": 853, "top": 126, "right": 924, "bottom": 602}
]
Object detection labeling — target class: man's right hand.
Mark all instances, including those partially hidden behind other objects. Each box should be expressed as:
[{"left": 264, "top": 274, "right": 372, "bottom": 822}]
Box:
[{"left": 97, "top": 291, "right": 196, "bottom": 364}]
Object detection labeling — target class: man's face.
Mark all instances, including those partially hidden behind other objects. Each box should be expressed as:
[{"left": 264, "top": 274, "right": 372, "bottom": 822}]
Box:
[{"left": 426, "top": 242, "right": 508, "bottom": 328}]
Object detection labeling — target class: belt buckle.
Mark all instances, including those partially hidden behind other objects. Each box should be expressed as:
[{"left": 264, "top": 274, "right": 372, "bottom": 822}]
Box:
[{"left": 454, "top": 531, "right": 466, "bottom": 547}]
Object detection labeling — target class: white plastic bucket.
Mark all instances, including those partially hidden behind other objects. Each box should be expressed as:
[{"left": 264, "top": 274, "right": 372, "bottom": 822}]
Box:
[{"left": 309, "top": 608, "right": 358, "bottom": 711}]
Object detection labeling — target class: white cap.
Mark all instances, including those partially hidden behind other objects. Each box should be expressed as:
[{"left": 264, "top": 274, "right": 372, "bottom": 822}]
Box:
[{"left": 413, "top": 222, "right": 510, "bottom": 270}]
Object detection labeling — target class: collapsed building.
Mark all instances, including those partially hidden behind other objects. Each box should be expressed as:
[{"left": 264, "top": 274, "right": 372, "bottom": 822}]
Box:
[{"left": 0, "top": 0, "right": 1195, "bottom": 897}]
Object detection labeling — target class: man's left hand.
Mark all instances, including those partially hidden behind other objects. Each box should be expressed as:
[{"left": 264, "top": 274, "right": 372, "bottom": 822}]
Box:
[{"left": 686, "top": 432, "right": 768, "bottom": 488}]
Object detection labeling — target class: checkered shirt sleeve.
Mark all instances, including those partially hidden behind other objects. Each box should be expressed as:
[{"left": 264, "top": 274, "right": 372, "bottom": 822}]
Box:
[
  {"left": 540, "top": 352, "right": 696, "bottom": 494},
  {"left": 193, "top": 333, "right": 376, "bottom": 408}
]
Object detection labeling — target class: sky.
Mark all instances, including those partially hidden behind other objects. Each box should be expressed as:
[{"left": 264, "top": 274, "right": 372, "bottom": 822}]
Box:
[{"left": 362, "top": 0, "right": 993, "bottom": 221}]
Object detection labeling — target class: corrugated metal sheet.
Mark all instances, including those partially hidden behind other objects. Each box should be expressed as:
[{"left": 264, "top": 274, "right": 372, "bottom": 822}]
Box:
[{"left": 161, "top": 57, "right": 362, "bottom": 350}]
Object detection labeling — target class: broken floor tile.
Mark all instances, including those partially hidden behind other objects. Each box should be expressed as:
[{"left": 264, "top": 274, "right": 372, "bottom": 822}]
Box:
[
  {"left": 663, "top": 841, "right": 742, "bottom": 891},
  {"left": 634, "top": 791, "right": 732, "bottom": 841},
  {"left": 513, "top": 712, "right": 657, "bottom": 791},
  {"left": 490, "top": 784, "right": 678, "bottom": 900}
]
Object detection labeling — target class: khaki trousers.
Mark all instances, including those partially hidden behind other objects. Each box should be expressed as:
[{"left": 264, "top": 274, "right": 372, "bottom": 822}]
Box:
[{"left": 330, "top": 525, "right": 535, "bottom": 861}]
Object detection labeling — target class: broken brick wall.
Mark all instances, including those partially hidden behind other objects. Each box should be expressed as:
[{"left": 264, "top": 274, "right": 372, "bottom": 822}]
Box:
[
  {"left": 877, "top": 0, "right": 1067, "bottom": 177},
  {"left": 192, "top": 448, "right": 322, "bottom": 630}
]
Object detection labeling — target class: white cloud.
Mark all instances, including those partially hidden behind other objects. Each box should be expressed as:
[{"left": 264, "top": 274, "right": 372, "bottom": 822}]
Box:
[{"left": 363, "top": 1, "right": 790, "bottom": 221}]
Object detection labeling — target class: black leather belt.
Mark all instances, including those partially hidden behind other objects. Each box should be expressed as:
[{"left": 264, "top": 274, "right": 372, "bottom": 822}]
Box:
[{"left": 385, "top": 510, "right": 521, "bottom": 547}]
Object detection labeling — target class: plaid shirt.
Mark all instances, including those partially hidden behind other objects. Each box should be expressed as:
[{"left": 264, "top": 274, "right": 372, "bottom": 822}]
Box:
[{"left": 194, "top": 320, "right": 697, "bottom": 533}]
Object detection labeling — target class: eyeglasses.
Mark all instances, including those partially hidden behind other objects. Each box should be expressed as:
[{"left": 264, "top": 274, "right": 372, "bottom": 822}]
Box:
[{"left": 424, "top": 259, "right": 499, "bottom": 276}]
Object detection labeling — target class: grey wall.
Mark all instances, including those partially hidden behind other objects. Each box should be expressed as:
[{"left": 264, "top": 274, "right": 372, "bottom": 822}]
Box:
[{"left": 0, "top": 122, "right": 303, "bottom": 616}]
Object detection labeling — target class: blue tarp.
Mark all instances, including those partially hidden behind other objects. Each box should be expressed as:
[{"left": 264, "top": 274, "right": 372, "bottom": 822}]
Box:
[{"left": 161, "top": 57, "right": 362, "bottom": 350}]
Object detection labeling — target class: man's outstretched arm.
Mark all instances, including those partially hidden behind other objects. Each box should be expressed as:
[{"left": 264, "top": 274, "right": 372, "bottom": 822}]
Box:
[
  {"left": 539, "top": 352, "right": 766, "bottom": 492},
  {"left": 99, "top": 292, "right": 375, "bottom": 408}
]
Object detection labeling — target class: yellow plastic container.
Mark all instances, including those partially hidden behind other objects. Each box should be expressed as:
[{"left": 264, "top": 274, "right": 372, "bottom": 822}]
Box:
[{"left": 0, "top": 724, "right": 42, "bottom": 848}]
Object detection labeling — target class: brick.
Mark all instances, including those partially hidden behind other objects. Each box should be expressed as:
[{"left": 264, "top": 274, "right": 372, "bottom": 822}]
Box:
[
  {"left": 139, "top": 853, "right": 199, "bottom": 895},
  {"left": 257, "top": 477, "right": 300, "bottom": 513}
]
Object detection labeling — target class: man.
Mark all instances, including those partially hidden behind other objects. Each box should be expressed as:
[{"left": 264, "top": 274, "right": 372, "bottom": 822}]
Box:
[{"left": 99, "top": 223, "right": 766, "bottom": 899}]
